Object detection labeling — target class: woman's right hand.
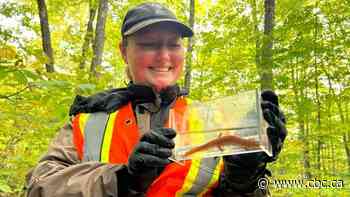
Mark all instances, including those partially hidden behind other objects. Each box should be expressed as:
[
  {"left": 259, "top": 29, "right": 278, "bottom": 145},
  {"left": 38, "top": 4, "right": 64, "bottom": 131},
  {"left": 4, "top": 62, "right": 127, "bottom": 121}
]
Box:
[{"left": 127, "top": 127, "right": 176, "bottom": 174}]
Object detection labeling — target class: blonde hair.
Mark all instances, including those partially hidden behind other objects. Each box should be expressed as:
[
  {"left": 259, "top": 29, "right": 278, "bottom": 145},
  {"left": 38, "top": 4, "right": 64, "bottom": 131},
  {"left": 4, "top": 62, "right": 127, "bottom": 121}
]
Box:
[{"left": 125, "top": 66, "right": 132, "bottom": 81}]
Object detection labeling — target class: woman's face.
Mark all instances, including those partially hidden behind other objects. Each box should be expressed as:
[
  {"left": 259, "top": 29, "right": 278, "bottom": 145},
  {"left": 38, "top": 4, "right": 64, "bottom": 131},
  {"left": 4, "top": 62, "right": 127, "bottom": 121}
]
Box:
[{"left": 120, "top": 23, "right": 185, "bottom": 92}]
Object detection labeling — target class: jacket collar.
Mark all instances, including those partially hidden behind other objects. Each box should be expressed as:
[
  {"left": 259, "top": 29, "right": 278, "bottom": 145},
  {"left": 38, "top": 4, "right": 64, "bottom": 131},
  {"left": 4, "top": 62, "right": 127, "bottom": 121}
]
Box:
[{"left": 69, "top": 83, "right": 185, "bottom": 116}]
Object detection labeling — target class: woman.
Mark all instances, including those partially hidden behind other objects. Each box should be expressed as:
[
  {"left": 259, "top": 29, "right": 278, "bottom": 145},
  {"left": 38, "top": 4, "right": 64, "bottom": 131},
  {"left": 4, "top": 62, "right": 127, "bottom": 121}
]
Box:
[{"left": 26, "top": 2, "right": 286, "bottom": 197}]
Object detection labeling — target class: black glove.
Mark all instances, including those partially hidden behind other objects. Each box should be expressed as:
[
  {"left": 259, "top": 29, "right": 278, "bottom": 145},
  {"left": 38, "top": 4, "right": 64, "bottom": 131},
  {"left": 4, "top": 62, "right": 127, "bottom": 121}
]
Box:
[
  {"left": 217, "top": 90, "right": 287, "bottom": 194},
  {"left": 261, "top": 90, "right": 287, "bottom": 162},
  {"left": 128, "top": 127, "right": 176, "bottom": 174},
  {"left": 117, "top": 127, "right": 176, "bottom": 195}
]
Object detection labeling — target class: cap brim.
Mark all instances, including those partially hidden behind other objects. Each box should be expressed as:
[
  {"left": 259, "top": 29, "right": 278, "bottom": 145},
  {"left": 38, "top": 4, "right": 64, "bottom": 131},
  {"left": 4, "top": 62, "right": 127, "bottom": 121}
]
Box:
[{"left": 123, "top": 18, "right": 193, "bottom": 37}]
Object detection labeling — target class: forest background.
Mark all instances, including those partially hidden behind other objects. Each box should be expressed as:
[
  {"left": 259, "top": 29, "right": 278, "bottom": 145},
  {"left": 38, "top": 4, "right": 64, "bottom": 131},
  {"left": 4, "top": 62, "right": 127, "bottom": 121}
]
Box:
[{"left": 0, "top": 0, "right": 349, "bottom": 196}]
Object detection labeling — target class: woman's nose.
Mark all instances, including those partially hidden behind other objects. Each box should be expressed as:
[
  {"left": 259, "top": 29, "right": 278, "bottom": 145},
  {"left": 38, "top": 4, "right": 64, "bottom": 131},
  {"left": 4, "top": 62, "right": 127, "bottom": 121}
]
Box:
[{"left": 157, "top": 46, "right": 171, "bottom": 62}]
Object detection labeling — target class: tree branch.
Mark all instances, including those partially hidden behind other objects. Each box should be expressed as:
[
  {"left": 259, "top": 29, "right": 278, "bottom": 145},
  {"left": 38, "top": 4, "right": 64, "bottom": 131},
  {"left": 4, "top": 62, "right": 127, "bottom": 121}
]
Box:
[{"left": 0, "top": 86, "right": 30, "bottom": 100}]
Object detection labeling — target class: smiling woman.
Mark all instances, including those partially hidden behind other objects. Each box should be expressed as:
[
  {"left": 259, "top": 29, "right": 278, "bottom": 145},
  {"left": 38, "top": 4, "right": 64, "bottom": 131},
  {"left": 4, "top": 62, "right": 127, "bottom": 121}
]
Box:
[
  {"left": 24, "top": 2, "right": 289, "bottom": 197},
  {"left": 119, "top": 23, "right": 185, "bottom": 92}
]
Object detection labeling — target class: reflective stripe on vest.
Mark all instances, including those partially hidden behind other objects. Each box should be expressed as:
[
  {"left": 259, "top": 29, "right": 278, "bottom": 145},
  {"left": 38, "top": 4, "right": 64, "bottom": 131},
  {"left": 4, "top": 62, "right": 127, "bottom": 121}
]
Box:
[
  {"left": 176, "top": 157, "right": 223, "bottom": 196},
  {"left": 83, "top": 111, "right": 118, "bottom": 162},
  {"left": 72, "top": 113, "right": 90, "bottom": 160},
  {"left": 72, "top": 98, "right": 223, "bottom": 196},
  {"left": 83, "top": 112, "right": 108, "bottom": 161}
]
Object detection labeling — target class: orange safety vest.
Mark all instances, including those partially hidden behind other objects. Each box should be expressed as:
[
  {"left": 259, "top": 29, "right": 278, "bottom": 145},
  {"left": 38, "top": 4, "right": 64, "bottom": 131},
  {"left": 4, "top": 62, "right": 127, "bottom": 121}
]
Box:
[{"left": 72, "top": 97, "right": 224, "bottom": 196}]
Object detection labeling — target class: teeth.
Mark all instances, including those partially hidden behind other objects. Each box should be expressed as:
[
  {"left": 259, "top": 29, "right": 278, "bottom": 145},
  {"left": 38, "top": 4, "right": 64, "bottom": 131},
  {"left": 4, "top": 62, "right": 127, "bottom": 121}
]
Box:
[{"left": 151, "top": 67, "right": 171, "bottom": 72}]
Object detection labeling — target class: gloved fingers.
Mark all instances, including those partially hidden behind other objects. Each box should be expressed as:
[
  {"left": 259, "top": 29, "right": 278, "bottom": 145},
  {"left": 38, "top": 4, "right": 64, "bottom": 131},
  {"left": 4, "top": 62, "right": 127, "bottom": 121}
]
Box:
[
  {"left": 137, "top": 141, "right": 173, "bottom": 158},
  {"left": 263, "top": 108, "right": 285, "bottom": 128},
  {"left": 266, "top": 127, "right": 279, "bottom": 146},
  {"left": 264, "top": 110, "right": 287, "bottom": 139},
  {"left": 133, "top": 153, "right": 171, "bottom": 167},
  {"left": 154, "top": 128, "right": 177, "bottom": 139},
  {"left": 224, "top": 152, "right": 268, "bottom": 169},
  {"left": 267, "top": 127, "right": 284, "bottom": 160},
  {"left": 261, "top": 100, "right": 280, "bottom": 117},
  {"left": 271, "top": 113, "right": 287, "bottom": 140},
  {"left": 128, "top": 152, "right": 170, "bottom": 174},
  {"left": 262, "top": 108, "right": 276, "bottom": 126},
  {"left": 141, "top": 131, "right": 175, "bottom": 148},
  {"left": 261, "top": 90, "right": 279, "bottom": 106}
]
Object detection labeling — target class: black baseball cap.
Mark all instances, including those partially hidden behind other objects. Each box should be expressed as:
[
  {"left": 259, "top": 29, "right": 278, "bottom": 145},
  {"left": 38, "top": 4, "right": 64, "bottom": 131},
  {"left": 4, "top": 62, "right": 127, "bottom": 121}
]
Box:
[{"left": 121, "top": 2, "right": 193, "bottom": 37}]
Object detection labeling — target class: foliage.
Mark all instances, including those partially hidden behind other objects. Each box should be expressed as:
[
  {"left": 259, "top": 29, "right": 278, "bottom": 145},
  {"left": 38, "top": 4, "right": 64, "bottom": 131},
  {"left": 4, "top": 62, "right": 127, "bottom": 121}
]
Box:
[{"left": 0, "top": 0, "right": 349, "bottom": 196}]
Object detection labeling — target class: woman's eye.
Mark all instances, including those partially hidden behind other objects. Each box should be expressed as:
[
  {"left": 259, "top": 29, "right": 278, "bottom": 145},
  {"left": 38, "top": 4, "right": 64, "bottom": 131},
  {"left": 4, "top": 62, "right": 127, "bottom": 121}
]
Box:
[
  {"left": 137, "top": 43, "right": 159, "bottom": 49},
  {"left": 136, "top": 42, "right": 182, "bottom": 50},
  {"left": 169, "top": 44, "right": 181, "bottom": 49}
]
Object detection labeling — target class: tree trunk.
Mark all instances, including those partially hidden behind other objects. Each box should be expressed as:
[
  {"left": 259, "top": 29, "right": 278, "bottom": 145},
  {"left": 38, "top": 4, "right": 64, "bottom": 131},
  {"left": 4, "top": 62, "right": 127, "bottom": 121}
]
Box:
[
  {"left": 80, "top": 0, "right": 97, "bottom": 69},
  {"left": 184, "top": 0, "right": 195, "bottom": 94},
  {"left": 36, "top": 0, "right": 54, "bottom": 73},
  {"left": 331, "top": 138, "right": 335, "bottom": 175},
  {"left": 343, "top": 134, "right": 350, "bottom": 173},
  {"left": 346, "top": 102, "right": 350, "bottom": 172},
  {"left": 326, "top": 78, "right": 335, "bottom": 175},
  {"left": 260, "top": 0, "right": 274, "bottom": 90},
  {"left": 303, "top": 116, "right": 312, "bottom": 178},
  {"left": 90, "top": 0, "right": 108, "bottom": 77},
  {"left": 336, "top": 98, "right": 350, "bottom": 172},
  {"left": 251, "top": 0, "right": 261, "bottom": 69},
  {"left": 315, "top": 80, "right": 322, "bottom": 170},
  {"left": 335, "top": 96, "right": 350, "bottom": 173},
  {"left": 314, "top": 2, "right": 322, "bottom": 171},
  {"left": 291, "top": 60, "right": 311, "bottom": 178}
]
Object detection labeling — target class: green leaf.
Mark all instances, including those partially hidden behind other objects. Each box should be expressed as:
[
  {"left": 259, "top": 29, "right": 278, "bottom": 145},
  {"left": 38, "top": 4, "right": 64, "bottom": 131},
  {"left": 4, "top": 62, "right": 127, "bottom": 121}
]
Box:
[
  {"left": 34, "top": 80, "right": 72, "bottom": 88},
  {"left": 13, "top": 70, "right": 28, "bottom": 84},
  {"left": 0, "top": 66, "right": 11, "bottom": 80},
  {"left": 0, "top": 180, "right": 12, "bottom": 193},
  {"left": 78, "top": 83, "right": 96, "bottom": 92},
  {"left": 21, "top": 70, "right": 41, "bottom": 81}
]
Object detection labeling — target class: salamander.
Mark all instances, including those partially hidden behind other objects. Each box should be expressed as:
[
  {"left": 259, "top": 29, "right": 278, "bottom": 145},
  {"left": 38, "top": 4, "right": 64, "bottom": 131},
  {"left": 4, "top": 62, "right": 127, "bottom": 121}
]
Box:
[{"left": 183, "top": 134, "right": 259, "bottom": 157}]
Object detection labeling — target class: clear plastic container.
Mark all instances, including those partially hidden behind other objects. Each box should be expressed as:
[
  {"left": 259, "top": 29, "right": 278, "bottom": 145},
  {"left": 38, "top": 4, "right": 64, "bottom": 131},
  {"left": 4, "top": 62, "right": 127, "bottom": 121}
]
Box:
[{"left": 169, "top": 90, "right": 271, "bottom": 162}]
